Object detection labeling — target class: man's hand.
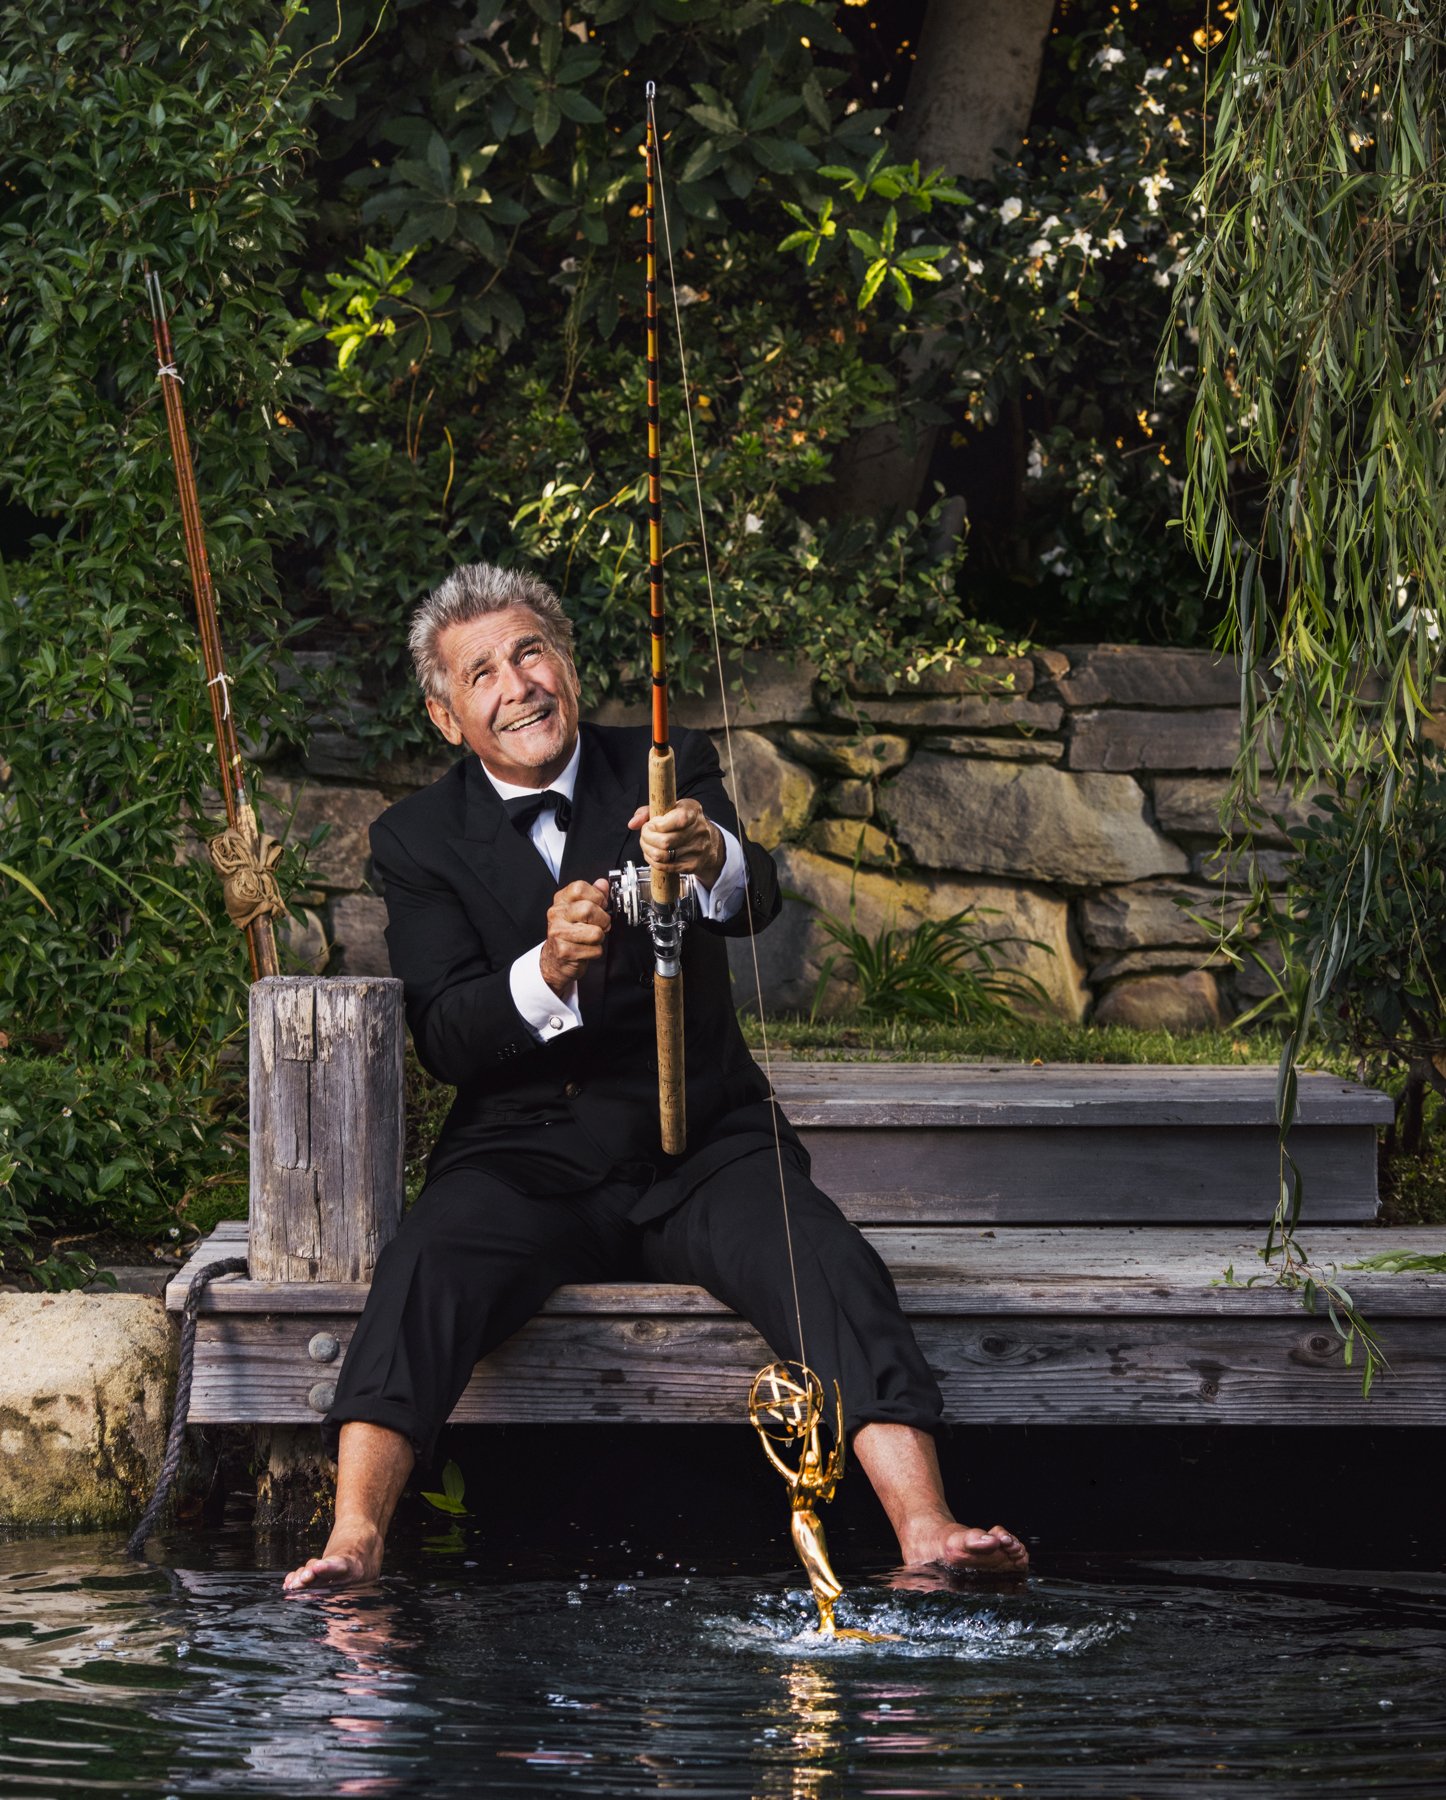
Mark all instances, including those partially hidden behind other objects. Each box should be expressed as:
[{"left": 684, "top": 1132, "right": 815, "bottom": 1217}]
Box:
[
  {"left": 540, "top": 877, "right": 612, "bottom": 996},
  {"left": 628, "top": 799, "right": 725, "bottom": 888}
]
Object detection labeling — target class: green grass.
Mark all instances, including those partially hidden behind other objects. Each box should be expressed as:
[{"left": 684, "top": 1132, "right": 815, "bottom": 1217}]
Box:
[
  {"left": 739, "top": 1014, "right": 1282, "bottom": 1065},
  {"left": 183, "top": 1175, "right": 250, "bottom": 1237}
]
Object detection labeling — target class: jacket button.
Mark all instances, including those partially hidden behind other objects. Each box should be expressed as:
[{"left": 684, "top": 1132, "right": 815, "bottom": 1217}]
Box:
[{"left": 564, "top": 1080, "right": 581, "bottom": 1099}]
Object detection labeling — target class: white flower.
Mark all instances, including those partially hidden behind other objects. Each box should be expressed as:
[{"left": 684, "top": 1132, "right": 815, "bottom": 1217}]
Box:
[
  {"left": 1144, "top": 65, "right": 1169, "bottom": 83},
  {"left": 1085, "top": 143, "right": 1102, "bottom": 164},
  {"left": 1041, "top": 214, "right": 1061, "bottom": 232},
  {"left": 1063, "top": 228, "right": 1093, "bottom": 255},
  {"left": 1026, "top": 237, "right": 1056, "bottom": 267},
  {"left": 1395, "top": 586, "right": 1440, "bottom": 643},
  {"left": 743, "top": 513, "right": 763, "bottom": 535},
  {"left": 999, "top": 196, "right": 1023, "bottom": 225},
  {"left": 1142, "top": 95, "right": 1165, "bottom": 116},
  {"left": 1026, "top": 440, "right": 1045, "bottom": 480},
  {"left": 1103, "top": 227, "right": 1127, "bottom": 252},
  {"left": 675, "top": 285, "right": 703, "bottom": 307},
  {"left": 1094, "top": 45, "right": 1126, "bottom": 67},
  {"left": 1041, "top": 544, "right": 1074, "bottom": 577},
  {"left": 965, "top": 257, "right": 984, "bottom": 277},
  {"left": 1141, "top": 170, "right": 1175, "bottom": 213},
  {"left": 1153, "top": 268, "right": 1171, "bottom": 287}
]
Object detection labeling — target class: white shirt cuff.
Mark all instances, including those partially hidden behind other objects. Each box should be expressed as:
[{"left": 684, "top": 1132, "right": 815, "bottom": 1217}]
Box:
[
  {"left": 510, "top": 944, "right": 583, "bottom": 1040},
  {"left": 694, "top": 822, "right": 746, "bottom": 923}
]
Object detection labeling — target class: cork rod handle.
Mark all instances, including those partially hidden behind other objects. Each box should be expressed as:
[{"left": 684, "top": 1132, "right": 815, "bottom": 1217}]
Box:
[{"left": 648, "top": 744, "right": 685, "bottom": 1152}]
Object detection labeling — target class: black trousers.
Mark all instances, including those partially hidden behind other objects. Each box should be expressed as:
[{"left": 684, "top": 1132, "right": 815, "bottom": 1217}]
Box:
[{"left": 323, "top": 1146, "right": 943, "bottom": 1461}]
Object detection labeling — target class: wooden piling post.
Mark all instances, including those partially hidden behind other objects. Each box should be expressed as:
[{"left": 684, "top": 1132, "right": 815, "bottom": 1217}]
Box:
[
  {"left": 248, "top": 975, "right": 404, "bottom": 1526},
  {"left": 249, "top": 975, "right": 405, "bottom": 1284}
]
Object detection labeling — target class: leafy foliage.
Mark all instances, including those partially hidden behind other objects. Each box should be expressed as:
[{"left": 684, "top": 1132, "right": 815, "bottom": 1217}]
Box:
[
  {"left": 0, "top": 1056, "right": 242, "bottom": 1283},
  {"left": 420, "top": 1459, "right": 469, "bottom": 1517},
  {"left": 810, "top": 892, "right": 1052, "bottom": 1026},
  {"left": 1174, "top": 1, "right": 1446, "bottom": 1387},
  {"left": 780, "top": 15, "right": 1212, "bottom": 642},
  {"left": 277, "top": 0, "right": 1004, "bottom": 760},
  {"left": 1287, "top": 768, "right": 1446, "bottom": 1067},
  {"left": 1180, "top": 1, "right": 1446, "bottom": 804},
  {"left": 0, "top": 1, "right": 323, "bottom": 1280}
]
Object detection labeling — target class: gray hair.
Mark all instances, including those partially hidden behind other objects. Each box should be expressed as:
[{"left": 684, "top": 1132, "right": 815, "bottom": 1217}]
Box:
[{"left": 408, "top": 563, "right": 575, "bottom": 701}]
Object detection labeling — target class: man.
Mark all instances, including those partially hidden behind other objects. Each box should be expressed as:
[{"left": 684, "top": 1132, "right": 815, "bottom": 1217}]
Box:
[{"left": 285, "top": 563, "right": 1026, "bottom": 1592}]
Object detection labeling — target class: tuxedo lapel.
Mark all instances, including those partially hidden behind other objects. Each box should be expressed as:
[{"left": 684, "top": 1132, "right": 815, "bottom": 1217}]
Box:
[
  {"left": 446, "top": 757, "right": 557, "bottom": 942},
  {"left": 558, "top": 725, "right": 639, "bottom": 890},
  {"left": 559, "top": 726, "right": 645, "bottom": 1028}
]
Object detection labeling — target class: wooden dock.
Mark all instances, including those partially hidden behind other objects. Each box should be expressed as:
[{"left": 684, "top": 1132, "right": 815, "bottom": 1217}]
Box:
[{"left": 169, "top": 1063, "right": 1446, "bottom": 1431}]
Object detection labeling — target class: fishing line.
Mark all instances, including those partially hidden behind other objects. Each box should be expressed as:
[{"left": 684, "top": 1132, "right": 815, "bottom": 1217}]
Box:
[{"left": 646, "top": 85, "right": 808, "bottom": 1376}]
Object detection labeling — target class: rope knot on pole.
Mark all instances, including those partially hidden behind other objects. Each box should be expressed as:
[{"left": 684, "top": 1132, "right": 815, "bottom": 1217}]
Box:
[{"left": 207, "top": 805, "right": 287, "bottom": 933}]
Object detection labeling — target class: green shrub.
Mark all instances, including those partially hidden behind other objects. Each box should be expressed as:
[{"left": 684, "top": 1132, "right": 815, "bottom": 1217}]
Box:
[
  {"left": 0, "top": 1055, "right": 243, "bottom": 1284},
  {"left": 810, "top": 899, "right": 1051, "bottom": 1026},
  {"left": 0, "top": 0, "right": 323, "bottom": 1282},
  {"left": 1279, "top": 758, "right": 1446, "bottom": 1154},
  {"left": 274, "top": 0, "right": 1019, "bottom": 759},
  {"left": 778, "top": 12, "right": 1211, "bottom": 644}
]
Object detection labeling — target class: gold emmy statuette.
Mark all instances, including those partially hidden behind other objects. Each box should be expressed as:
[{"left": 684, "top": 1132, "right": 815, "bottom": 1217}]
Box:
[{"left": 748, "top": 1362, "right": 898, "bottom": 1641}]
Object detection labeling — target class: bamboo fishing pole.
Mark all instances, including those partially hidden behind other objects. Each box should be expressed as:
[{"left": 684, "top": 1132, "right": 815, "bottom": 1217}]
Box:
[{"left": 144, "top": 270, "right": 282, "bottom": 981}]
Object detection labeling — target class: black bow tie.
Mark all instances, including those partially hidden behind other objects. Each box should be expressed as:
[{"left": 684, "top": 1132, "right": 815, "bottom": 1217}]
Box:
[{"left": 503, "top": 789, "right": 572, "bottom": 834}]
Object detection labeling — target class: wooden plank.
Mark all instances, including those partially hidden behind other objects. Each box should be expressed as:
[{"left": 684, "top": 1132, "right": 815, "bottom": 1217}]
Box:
[
  {"left": 811, "top": 1124, "right": 1377, "bottom": 1223},
  {"left": 169, "top": 1227, "right": 1446, "bottom": 1319},
  {"left": 186, "top": 1312, "right": 1446, "bottom": 1428},
  {"left": 764, "top": 1063, "right": 1395, "bottom": 1127}
]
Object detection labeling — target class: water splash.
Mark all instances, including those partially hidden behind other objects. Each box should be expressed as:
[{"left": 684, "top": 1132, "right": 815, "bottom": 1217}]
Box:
[{"left": 714, "top": 1586, "right": 1133, "bottom": 1660}]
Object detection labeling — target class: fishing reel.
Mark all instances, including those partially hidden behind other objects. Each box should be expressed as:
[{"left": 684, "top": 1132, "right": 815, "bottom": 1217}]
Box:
[{"left": 608, "top": 862, "right": 698, "bottom": 979}]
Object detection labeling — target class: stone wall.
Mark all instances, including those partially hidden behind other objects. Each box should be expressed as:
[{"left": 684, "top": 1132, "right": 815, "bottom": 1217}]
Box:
[{"left": 263, "top": 644, "right": 1303, "bottom": 1031}]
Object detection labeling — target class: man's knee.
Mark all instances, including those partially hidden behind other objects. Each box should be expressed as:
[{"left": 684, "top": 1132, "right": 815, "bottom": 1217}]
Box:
[
  {"left": 372, "top": 1174, "right": 584, "bottom": 1304},
  {"left": 665, "top": 1157, "right": 872, "bottom": 1293}
]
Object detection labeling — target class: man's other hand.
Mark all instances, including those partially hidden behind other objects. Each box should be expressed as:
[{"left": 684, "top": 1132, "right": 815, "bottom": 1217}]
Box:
[
  {"left": 540, "top": 877, "right": 612, "bottom": 995},
  {"left": 628, "top": 800, "right": 725, "bottom": 887}
]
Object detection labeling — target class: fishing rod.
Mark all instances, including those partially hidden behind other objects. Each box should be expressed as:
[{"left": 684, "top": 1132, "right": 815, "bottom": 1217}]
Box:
[
  {"left": 143, "top": 269, "right": 283, "bottom": 980},
  {"left": 608, "top": 82, "right": 693, "bottom": 1155},
  {"left": 621, "top": 84, "right": 886, "bottom": 1639}
]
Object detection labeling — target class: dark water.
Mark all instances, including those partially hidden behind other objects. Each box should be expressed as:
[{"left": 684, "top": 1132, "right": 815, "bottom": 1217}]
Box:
[{"left": 0, "top": 1527, "right": 1443, "bottom": 1799}]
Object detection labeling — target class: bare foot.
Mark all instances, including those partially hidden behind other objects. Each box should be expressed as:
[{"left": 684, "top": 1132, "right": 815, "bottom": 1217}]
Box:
[
  {"left": 283, "top": 1527, "right": 384, "bottom": 1594},
  {"left": 898, "top": 1514, "right": 1029, "bottom": 1576}
]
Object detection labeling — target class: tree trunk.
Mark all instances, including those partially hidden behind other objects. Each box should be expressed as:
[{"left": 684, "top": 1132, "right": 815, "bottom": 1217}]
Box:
[
  {"left": 828, "top": 0, "right": 1056, "bottom": 526},
  {"left": 893, "top": 0, "right": 1058, "bottom": 181}
]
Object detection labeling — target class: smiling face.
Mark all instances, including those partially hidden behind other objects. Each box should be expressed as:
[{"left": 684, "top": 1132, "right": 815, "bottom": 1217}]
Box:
[{"left": 424, "top": 605, "right": 582, "bottom": 788}]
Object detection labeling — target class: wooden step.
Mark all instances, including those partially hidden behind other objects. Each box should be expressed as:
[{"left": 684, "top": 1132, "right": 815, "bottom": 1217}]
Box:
[
  {"left": 765, "top": 1064, "right": 1391, "bottom": 1222},
  {"left": 169, "top": 1221, "right": 1446, "bottom": 1429}
]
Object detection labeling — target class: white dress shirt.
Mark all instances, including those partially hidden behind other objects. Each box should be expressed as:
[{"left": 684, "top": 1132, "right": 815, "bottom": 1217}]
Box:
[{"left": 479, "top": 740, "right": 747, "bottom": 1042}]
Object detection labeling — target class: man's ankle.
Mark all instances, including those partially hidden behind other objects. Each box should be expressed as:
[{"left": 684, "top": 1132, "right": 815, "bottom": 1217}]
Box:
[
  {"left": 897, "top": 1509, "right": 958, "bottom": 1561},
  {"left": 328, "top": 1516, "right": 386, "bottom": 1553}
]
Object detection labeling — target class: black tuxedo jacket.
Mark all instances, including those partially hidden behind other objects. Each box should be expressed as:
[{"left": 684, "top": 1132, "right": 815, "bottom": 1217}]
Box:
[{"left": 370, "top": 722, "right": 798, "bottom": 1218}]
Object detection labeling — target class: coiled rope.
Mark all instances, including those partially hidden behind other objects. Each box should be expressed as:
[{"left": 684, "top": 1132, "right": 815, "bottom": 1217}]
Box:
[{"left": 125, "top": 1256, "right": 248, "bottom": 1557}]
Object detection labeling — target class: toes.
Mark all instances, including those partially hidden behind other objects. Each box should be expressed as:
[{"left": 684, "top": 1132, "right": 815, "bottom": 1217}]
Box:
[
  {"left": 941, "top": 1526, "right": 1028, "bottom": 1570},
  {"left": 985, "top": 1526, "right": 1029, "bottom": 1567},
  {"left": 284, "top": 1556, "right": 340, "bottom": 1593}
]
